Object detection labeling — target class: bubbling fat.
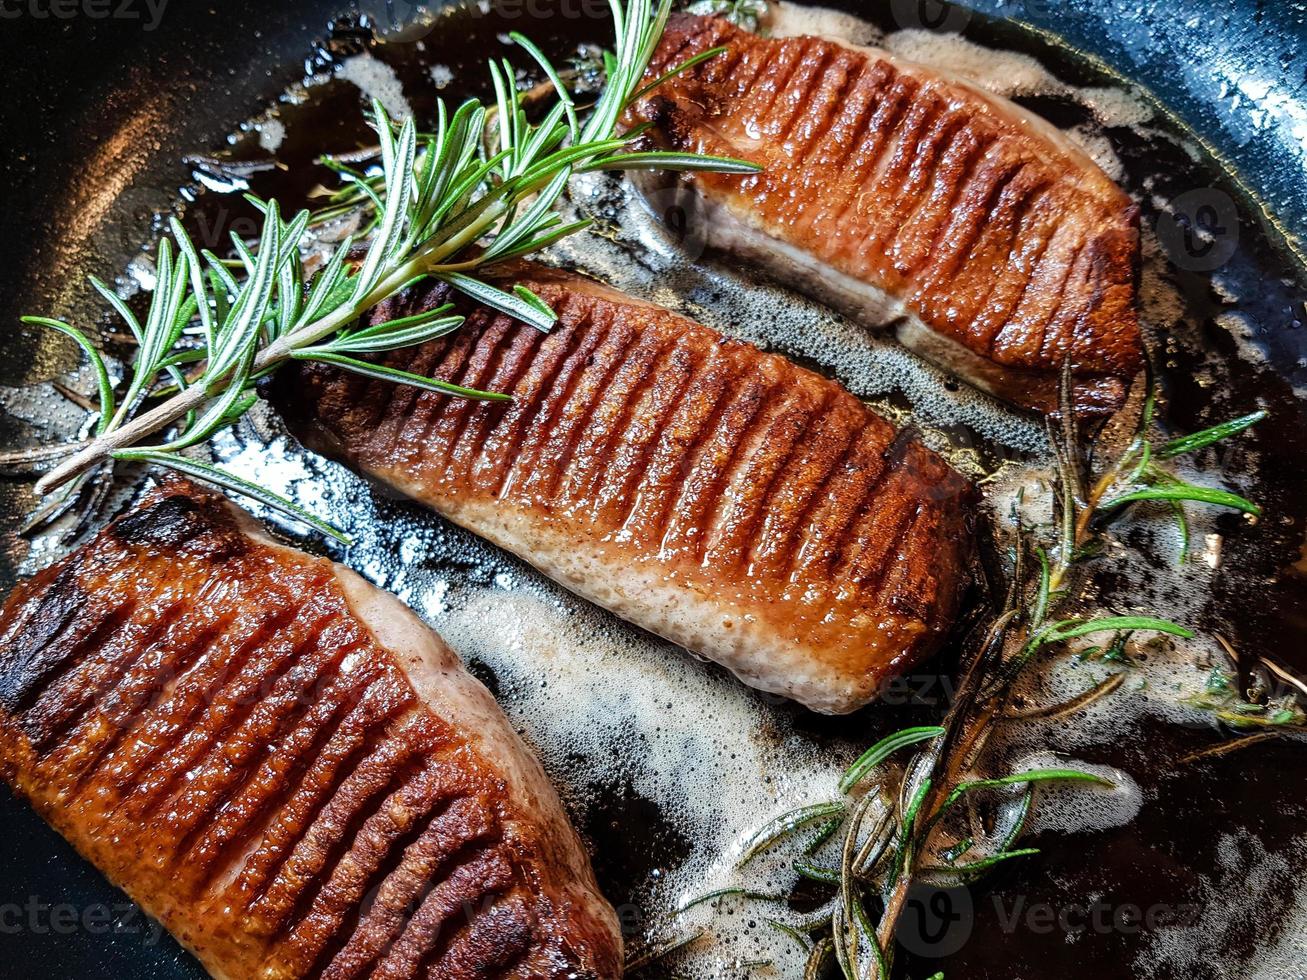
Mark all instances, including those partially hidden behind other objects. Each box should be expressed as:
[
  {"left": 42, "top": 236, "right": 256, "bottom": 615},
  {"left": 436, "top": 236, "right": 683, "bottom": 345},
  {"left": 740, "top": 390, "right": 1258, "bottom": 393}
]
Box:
[
  {"left": 439, "top": 587, "right": 846, "bottom": 975},
  {"left": 1133, "top": 828, "right": 1307, "bottom": 980},
  {"left": 336, "top": 50, "right": 413, "bottom": 121},
  {"left": 211, "top": 4, "right": 1281, "bottom": 975}
]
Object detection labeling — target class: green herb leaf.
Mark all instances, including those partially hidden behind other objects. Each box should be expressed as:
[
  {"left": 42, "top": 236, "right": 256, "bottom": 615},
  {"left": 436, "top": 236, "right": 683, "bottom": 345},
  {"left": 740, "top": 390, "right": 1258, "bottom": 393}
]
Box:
[
  {"left": 1031, "top": 616, "right": 1194, "bottom": 650},
  {"left": 674, "top": 887, "right": 781, "bottom": 914},
  {"left": 793, "top": 857, "right": 841, "bottom": 884},
  {"left": 1100, "top": 483, "right": 1261, "bottom": 517},
  {"left": 838, "top": 726, "right": 945, "bottom": 795},
  {"left": 939, "top": 768, "right": 1114, "bottom": 818},
  {"left": 111, "top": 449, "right": 350, "bottom": 544},
  {"left": 1029, "top": 545, "right": 1051, "bottom": 629},
  {"left": 22, "top": 317, "right": 115, "bottom": 436},
  {"left": 886, "top": 777, "right": 932, "bottom": 891},
  {"left": 736, "top": 801, "right": 846, "bottom": 868},
  {"left": 577, "top": 150, "right": 762, "bottom": 173},
  {"left": 764, "top": 918, "right": 813, "bottom": 954},
  {"left": 326, "top": 307, "right": 466, "bottom": 354},
  {"left": 923, "top": 847, "right": 1040, "bottom": 879},
  {"left": 437, "top": 272, "right": 558, "bottom": 332},
  {"left": 290, "top": 351, "right": 511, "bottom": 401},
  {"left": 1157, "top": 410, "right": 1266, "bottom": 458}
]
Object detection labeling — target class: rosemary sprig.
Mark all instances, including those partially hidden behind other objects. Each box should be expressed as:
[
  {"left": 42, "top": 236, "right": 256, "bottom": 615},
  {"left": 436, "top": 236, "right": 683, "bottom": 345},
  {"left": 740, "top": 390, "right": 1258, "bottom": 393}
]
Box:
[
  {"left": 1040, "top": 373, "right": 1264, "bottom": 579},
  {"left": 23, "top": 0, "right": 758, "bottom": 539},
  {"left": 711, "top": 374, "right": 1271, "bottom": 978},
  {"left": 839, "top": 726, "right": 945, "bottom": 795}
]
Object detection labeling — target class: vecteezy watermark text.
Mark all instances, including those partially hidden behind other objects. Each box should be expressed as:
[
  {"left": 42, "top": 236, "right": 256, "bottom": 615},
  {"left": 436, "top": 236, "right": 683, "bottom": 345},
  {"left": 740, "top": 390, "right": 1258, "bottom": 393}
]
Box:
[
  {"left": 991, "top": 894, "right": 1201, "bottom": 936},
  {"left": 894, "top": 882, "right": 1203, "bottom": 957},
  {"left": 0, "top": 896, "right": 165, "bottom": 945},
  {"left": 0, "top": 0, "right": 169, "bottom": 32},
  {"left": 358, "top": 0, "right": 614, "bottom": 35}
]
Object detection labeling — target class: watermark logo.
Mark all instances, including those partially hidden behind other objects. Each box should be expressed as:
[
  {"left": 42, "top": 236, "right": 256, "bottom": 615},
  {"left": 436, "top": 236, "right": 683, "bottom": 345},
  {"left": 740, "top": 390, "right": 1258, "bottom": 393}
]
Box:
[
  {"left": 889, "top": 0, "right": 973, "bottom": 34},
  {"left": 891, "top": 888, "right": 1203, "bottom": 958},
  {"left": 879, "top": 672, "right": 960, "bottom": 708},
  {"left": 1155, "top": 187, "right": 1240, "bottom": 273},
  {"left": 190, "top": 205, "right": 263, "bottom": 251},
  {"left": 0, "top": 896, "right": 164, "bottom": 945},
  {"left": 641, "top": 184, "right": 711, "bottom": 264},
  {"left": 895, "top": 882, "right": 975, "bottom": 958}
]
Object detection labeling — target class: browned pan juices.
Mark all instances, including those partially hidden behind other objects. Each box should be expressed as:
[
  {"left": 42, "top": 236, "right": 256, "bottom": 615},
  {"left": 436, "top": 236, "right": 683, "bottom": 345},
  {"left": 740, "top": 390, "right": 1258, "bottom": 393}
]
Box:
[{"left": 1, "top": 2, "right": 1305, "bottom": 978}]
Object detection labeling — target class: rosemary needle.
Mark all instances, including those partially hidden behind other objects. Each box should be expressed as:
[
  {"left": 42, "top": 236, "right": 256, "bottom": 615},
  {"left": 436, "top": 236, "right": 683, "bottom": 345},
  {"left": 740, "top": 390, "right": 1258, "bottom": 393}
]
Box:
[{"left": 24, "top": 0, "right": 759, "bottom": 539}]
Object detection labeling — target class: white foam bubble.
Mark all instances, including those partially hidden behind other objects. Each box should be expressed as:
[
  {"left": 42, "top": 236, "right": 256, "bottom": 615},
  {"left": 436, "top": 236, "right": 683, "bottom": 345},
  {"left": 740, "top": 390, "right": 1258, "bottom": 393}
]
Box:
[
  {"left": 255, "top": 117, "right": 287, "bottom": 153},
  {"left": 1066, "top": 125, "right": 1126, "bottom": 182},
  {"left": 767, "top": 0, "right": 881, "bottom": 46},
  {"left": 429, "top": 63, "right": 454, "bottom": 89},
  {"left": 1008, "top": 752, "right": 1142, "bottom": 836},
  {"left": 338, "top": 51, "right": 412, "bottom": 120},
  {"left": 884, "top": 27, "right": 1058, "bottom": 99}
]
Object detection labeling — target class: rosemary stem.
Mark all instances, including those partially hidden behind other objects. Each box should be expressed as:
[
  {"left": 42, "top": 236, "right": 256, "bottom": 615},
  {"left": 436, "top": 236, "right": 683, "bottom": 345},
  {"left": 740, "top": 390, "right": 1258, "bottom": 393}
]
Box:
[
  {"left": 871, "top": 610, "right": 1022, "bottom": 959},
  {"left": 21, "top": 0, "right": 760, "bottom": 520},
  {"left": 1049, "top": 457, "right": 1125, "bottom": 593},
  {"left": 34, "top": 382, "right": 212, "bottom": 493}
]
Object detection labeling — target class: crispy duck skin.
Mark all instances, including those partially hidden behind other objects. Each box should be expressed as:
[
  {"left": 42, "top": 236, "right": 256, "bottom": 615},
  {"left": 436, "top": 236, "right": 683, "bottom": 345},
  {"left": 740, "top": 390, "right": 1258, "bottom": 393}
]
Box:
[
  {"left": 0, "top": 479, "right": 622, "bottom": 980},
  {"left": 274, "top": 264, "right": 976, "bottom": 715},
  {"left": 628, "top": 12, "right": 1145, "bottom": 415}
]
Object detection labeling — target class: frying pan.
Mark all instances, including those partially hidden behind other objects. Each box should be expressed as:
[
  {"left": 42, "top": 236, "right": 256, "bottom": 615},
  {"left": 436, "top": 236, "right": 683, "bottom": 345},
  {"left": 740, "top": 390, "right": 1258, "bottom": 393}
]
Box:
[{"left": 0, "top": 1, "right": 1304, "bottom": 977}]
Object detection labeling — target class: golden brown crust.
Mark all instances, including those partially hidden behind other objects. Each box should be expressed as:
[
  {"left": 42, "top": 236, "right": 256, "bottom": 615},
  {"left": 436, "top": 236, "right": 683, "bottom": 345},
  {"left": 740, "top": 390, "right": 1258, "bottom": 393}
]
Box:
[
  {"left": 275, "top": 263, "right": 976, "bottom": 713},
  {"left": 0, "top": 480, "right": 621, "bottom": 980},
  {"left": 629, "top": 14, "right": 1144, "bottom": 414}
]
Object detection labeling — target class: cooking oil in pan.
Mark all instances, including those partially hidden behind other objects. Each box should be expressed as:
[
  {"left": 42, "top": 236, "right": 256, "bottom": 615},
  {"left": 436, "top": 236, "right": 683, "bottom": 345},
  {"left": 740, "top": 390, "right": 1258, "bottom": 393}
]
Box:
[{"left": 4, "top": 1, "right": 1306, "bottom": 977}]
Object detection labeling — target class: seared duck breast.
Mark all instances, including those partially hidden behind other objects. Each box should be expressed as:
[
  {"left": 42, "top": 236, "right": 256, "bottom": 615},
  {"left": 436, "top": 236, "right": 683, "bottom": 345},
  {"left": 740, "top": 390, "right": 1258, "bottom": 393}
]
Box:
[
  {"left": 0, "top": 479, "right": 622, "bottom": 979},
  {"left": 629, "top": 12, "right": 1145, "bottom": 415},
  {"left": 276, "top": 264, "right": 976, "bottom": 715}
]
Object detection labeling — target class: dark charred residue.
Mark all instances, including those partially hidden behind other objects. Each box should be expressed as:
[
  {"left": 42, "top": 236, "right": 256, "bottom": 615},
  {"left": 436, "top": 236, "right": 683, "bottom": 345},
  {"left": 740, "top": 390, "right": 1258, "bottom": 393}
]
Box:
[
  {"left": 110, "top": 493, "right": 244, "bottom": 561},
  {"left": 0, "top": 565, "right": 86, "bottom": 716}
]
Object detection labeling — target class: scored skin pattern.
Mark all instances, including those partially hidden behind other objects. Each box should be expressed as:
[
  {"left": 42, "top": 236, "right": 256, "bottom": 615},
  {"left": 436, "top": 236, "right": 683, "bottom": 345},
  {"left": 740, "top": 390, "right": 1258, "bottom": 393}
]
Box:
[
  {"left": 629, "top": 14, "right": 1145, "bottom": 415},
  {"left": 279, "top": 264, "right": 977, "bottom": 713},
  {"left": 0, "top": 483, "right": 622, "bottom": 980}
]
